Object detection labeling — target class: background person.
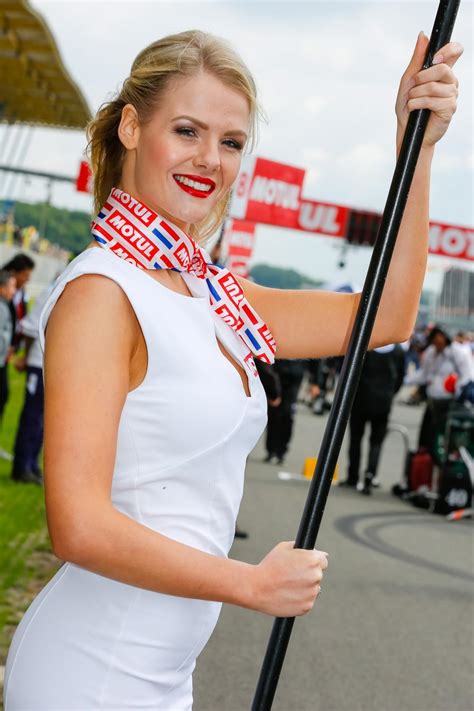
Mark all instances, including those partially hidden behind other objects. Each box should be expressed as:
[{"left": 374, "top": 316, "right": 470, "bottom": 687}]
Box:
[
  {"left": 11, "top": 282, "right": 55, "bottom": 484},
  {"left": 1, "top": 253, "right": 35, "bottom": 352},
  {"left": 0, "top": 270, "right": 17, "bottom": 460},
  {"left": 406, "top": 326, "right": 474, "bottom": 461},
  {"left": 264, "top": 358, "right": 305, "bottom": 465},
  {"left": 341, "top": 343, "right": 405, "bottom": 495}
]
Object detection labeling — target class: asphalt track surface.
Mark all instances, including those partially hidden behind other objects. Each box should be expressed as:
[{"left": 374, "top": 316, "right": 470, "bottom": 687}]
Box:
[{"left": 193, "top": 393, "right": 473, "bottom": 711}]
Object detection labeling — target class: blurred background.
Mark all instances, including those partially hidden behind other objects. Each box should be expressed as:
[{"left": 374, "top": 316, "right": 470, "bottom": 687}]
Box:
[{"left": 0, "top": 0, "right": 472, "bottom": 323}]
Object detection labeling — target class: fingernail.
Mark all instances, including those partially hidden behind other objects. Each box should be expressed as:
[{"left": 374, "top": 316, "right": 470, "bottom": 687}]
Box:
[{"left": 433, "top": 53, "right": 443, "bottom": 64}]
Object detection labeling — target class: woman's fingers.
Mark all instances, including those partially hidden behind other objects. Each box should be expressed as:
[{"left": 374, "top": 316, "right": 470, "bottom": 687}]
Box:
[
  {"left": 396, "top": 35, "right": 462, "bottom": 149},
  {"left": 408, "top": 81, "right": 458, "bottom": 100},
  {"left": 315, "top": 550, "right": 329, "bottom": 570},
  {"left": 402, "top": 31, "right": 429, "bottom": 79},
  {"left": 432, "top": 41, "right": 464, "bottom": 69},
  {"left": 407, "top": 96, "right": 456, "bottom": 116},
  {"left": 412, "top": 63, "right": 459, "bottom": 89}
]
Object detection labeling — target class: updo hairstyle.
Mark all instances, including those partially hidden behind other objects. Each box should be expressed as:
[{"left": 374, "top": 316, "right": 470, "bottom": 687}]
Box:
[{"left": 86, "top": 30, "right": 260, "bottom": 242}]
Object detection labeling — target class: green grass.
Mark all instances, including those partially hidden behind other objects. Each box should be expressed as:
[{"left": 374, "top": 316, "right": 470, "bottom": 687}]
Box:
[{"left": 0, "top": 363, "right": 60, "bottom": 667}]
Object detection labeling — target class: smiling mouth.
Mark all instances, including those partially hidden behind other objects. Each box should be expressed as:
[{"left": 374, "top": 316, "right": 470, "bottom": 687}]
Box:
[{"left": 173, "top": 174, "right": 216, "bottom": 199}]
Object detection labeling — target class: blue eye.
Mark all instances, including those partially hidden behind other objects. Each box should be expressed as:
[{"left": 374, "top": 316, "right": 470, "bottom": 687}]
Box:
[
  {"left": 176, "top": 126, "right": 196, "bottom": 137},
  {"left": 223, "top": 139, "right": 243, "bottom": 151}
]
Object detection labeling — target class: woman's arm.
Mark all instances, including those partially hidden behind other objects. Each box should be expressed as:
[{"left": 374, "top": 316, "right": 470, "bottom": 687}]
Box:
[
  {"left": 44, "top": 274, "right": 327, "bottom": 618},
  {"left": 237, "top": 35, "right": 462, "bottom": 360}
]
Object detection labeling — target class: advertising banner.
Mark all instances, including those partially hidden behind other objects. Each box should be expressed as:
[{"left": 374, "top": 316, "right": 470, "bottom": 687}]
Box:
[
  {"left": 76, "top": 160, "right": 93, "bottom": 194},
  {"left": 223, "top": 219, "right": 256, "bottom": 278},
  {"left": 230, "top": 156, "right": 349, "bottom": 239},
  {"left": 230, "top": 156, "right": 472, "bottom": 262},
  {"left": 428, "top": 222, "right": 473, "bottom": 262}
]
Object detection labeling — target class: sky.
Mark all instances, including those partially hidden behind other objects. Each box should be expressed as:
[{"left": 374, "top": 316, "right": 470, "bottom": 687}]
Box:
[{"left": 1, "top": 0, "right": 473, "bottom": 290}]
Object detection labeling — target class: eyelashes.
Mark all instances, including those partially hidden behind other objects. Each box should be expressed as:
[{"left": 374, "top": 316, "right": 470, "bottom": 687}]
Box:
[{"left": 174, "top": 126, "right": 243, "bottom": 152}]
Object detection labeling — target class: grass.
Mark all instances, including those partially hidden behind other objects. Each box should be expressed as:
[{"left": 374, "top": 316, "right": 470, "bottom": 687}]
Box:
[{"left": 0, "top": 362, "right": 60, "bottom": 669}]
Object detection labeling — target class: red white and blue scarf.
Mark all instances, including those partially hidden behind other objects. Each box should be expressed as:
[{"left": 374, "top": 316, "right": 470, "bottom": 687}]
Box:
[{"left": 91, "top": 188, "right": 276, "bottom": 364}]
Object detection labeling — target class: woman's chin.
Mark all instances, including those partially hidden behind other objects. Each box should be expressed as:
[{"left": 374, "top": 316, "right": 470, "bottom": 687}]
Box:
[{"left": 166, "top": 207, "right": 211, "bottom": 229}]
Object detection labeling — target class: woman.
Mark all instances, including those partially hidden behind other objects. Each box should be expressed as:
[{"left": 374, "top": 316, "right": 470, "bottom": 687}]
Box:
[{"left": 4, "top": 29, "right": 461, "bottom": 710}]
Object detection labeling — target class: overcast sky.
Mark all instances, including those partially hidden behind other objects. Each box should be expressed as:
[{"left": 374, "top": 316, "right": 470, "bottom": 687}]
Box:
[{"left": 2, "top": 0, "right": 473, "bottom": 290}]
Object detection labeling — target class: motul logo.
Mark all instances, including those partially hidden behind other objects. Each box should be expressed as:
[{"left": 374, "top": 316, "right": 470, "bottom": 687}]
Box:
[
  {"left": 250, "top": 176, "right": 300, "bottom": 209},
  {"left": 429, "top": 224, "right": 474, "bottom": 259},
  {"left": 107, "top": 212, "right": 157, "bottom": 258},
  {"left": 219, "top": 273, "right": 244, "bottom": 308},
  {"left": 111, "top": 188, "right": 156, "bottom": 226},
  {"left": 298, "top": 203, "right": 343, "bottom": 234},
  {"left": 110, "top": 244, "right": 144, "bottom": 268}
]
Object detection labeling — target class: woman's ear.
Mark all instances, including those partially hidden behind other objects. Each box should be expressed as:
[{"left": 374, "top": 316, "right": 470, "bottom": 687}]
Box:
[{"left": 118, "top": 104, "right": 140, "bottom": 150}]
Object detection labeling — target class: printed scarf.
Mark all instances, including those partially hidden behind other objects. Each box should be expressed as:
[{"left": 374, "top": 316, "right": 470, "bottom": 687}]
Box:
[{"left": 91, "top": 188, "right": 276, "bottom": 364}]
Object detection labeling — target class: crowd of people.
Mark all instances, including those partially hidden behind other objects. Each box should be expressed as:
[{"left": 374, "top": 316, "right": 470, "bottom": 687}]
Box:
[
  {"left": 257, "top": 327, "right": 473, "bottom": 496},
  {"left": 0, "top": 252, "right": 51, "bottom": 484}
]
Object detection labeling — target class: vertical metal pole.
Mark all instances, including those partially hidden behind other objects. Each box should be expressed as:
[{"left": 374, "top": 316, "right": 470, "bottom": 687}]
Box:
[{"left": 251, "top": 2, "right": 461, "bottom": 709}]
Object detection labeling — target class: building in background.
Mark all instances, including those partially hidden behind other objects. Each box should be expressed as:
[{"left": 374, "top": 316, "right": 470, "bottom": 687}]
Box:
[{"left": 432, "top": 267, "right": 474, "bottom": 332}]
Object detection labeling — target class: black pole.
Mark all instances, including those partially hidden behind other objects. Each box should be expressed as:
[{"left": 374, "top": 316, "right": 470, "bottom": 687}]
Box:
[{"left": 252, "top": 2, "right": 461, "bottom": 709}]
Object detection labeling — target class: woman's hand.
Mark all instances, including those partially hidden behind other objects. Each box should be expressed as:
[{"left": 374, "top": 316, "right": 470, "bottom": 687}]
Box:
[
  {"left": 395, "top": 32, "right": 463, "bottom": 150},
  {"left": 249, "top": 541, "right": 328, "bottom": 617}
]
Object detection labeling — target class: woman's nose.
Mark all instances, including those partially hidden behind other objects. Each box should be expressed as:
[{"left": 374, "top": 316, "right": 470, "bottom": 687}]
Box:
[{"left": 193, "top": 139, "right": 220, "bottom": 173}]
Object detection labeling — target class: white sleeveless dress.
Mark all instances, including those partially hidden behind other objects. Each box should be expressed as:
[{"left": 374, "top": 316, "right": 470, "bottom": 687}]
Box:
[{"left": 4, "top": 247, "right": 268, "bottom": 711}]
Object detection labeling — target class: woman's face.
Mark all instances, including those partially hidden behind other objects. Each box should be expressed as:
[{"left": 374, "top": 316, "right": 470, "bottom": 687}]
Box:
[
  {"left": 119, "top": 70, "right": 250, "bottom": 230},
  {"left": 432, "top": 333, "right": 448, "bottom": 352}
]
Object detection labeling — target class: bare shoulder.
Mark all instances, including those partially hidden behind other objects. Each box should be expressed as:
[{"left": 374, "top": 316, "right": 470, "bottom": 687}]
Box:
[
  {"left": 44, "top": 272, "right": 146, "bottom": 398},
  {"left": 46, "top": 273, "right": 139, "bottom": 358}
]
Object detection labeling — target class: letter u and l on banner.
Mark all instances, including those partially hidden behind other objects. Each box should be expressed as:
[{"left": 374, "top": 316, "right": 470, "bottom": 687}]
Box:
[{"left": 229, "top": 155, "right": 473, "bottom": 263}]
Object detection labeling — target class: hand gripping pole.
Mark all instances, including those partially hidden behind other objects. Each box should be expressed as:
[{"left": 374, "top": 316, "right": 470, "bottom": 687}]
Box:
[{"left": 251, "top": 2, "right": 461, "bottom": 709}]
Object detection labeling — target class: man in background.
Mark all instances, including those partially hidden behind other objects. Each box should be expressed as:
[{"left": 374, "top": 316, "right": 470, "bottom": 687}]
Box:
[
  {"left": 11, "top": 282, "right": 54, "bottom": 484},
  {"left": 341, "top": 344, "right": 405, "bottom": 495},
  {"left": 1, "top": 253, "right": 35, "bottom": 352},
  {"left": 0, "top": 270, "right": 17, "bottom": 460}
]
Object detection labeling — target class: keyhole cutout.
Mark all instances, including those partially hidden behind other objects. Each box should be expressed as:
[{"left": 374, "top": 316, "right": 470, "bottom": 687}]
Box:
[{"left": 216, "top": 338, "right": 251, "bottom": 398}]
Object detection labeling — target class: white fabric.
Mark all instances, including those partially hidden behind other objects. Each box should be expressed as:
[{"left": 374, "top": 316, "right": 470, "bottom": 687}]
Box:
[
  {"left": 18, "top": 282, "right": 54, "bottom": 368},
  {"left": 374, "top": 343, "right": 396, "bottom": 354},
  {"left": 4, "top": 247, "right": 268, "bottom": 710}
]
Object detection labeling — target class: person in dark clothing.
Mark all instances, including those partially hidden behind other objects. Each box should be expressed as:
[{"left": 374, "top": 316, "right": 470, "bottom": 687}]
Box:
[
  {"left": 2, "top": 253, "right": 35, "bottom": 351},
  {"left": 0, "top": 270, "right": 17, "bottom": 460},
  {"left": 306, "top": 357, "right": 342, "bottom": 415},
  {"left": 340, "top": 344, "right": 405, "bottom": 495},
  {"left": 255, "top": 359, "right": 282, "bottom": 405},
  {"left": 11, "top": 282, "right": 55, "bottom": 484},
  {"left": 262, "top": 358, "right": 305, "bottom": 465}
]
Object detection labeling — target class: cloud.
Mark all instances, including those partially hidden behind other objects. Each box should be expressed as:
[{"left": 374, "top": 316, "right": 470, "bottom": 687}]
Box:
[{"left": 7, "top": 0, "right": 472, "bottom": 242}]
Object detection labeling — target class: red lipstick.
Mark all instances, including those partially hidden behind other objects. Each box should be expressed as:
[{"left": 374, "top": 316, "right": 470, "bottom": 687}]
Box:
[{"left": 173, "top": 174, "right": 216, "bottom": 199}]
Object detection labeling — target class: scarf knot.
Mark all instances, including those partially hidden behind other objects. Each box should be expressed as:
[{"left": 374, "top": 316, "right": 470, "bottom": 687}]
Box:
[{"left": 92, "top": 188, "right": 276, "bottom": 365}]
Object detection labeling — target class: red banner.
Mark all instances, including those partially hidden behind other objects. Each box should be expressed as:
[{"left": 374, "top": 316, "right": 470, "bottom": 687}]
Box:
[
  {"left": 429, "top": 222, "right": 473, "bottom": 262},
  {"left": 230, "top": 156, "right": 348, "bottom": 238},
  {"left": 230, "top": 155, "right": 472, "bottom": 262},
  {"left": 76, "top": 160, "right": 93, "bottom": 193},
  {"left": 223, "top": 219, "right": 256, "bottom": 278}
]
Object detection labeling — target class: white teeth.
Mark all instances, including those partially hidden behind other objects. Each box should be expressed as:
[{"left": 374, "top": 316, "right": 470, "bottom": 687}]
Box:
[{"left": 175, "top": 175, "right": 212, "bottom": 192}]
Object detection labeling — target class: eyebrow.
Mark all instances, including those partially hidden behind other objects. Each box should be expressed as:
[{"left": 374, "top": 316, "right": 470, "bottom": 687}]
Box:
[{"left": 172, "top": 115, "right": 248, "bottom": 139}]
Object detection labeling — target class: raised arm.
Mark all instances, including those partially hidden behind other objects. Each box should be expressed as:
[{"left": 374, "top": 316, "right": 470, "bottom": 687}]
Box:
[
  {"left": 237, "top": 34, "right": 462, "bottom": 360},
  {"left": 43, "top": 274, "right": 327, "bottom": 617}
]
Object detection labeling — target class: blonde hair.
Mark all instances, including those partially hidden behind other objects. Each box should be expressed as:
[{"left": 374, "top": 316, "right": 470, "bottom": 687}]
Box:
[{"left": 86, "top": 30, "right": 260, "bottom": 243}]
